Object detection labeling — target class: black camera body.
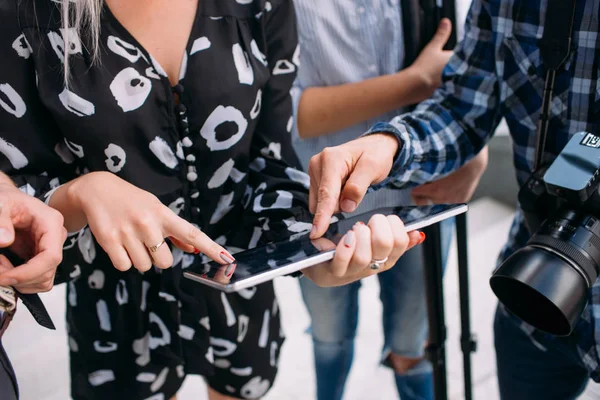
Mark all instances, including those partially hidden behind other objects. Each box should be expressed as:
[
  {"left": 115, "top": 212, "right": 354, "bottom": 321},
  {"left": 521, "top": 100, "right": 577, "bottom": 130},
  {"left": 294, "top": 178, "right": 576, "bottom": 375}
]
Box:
[{"left": 490, "top": 132, "right": 600, "bottom": 336}]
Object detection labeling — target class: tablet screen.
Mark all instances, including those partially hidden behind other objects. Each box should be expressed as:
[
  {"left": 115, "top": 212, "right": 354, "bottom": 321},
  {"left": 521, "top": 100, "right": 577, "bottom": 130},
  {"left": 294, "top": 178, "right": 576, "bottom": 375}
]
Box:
[{"left": 183, "top": 203, "right": 466, "bottom": 292}]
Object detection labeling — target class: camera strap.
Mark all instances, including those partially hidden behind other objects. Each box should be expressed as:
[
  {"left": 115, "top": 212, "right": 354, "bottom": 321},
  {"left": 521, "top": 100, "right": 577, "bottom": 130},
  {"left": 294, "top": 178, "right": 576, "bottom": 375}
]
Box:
[{"left": 533, "top": 0, "right": 577, "bottom": 170}]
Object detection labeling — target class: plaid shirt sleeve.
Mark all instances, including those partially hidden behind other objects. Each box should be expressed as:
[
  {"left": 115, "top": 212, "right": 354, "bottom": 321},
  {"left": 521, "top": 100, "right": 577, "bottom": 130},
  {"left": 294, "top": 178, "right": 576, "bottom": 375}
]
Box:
[{"left": 366, "top": 0, "right": 504, "bottom": 190}]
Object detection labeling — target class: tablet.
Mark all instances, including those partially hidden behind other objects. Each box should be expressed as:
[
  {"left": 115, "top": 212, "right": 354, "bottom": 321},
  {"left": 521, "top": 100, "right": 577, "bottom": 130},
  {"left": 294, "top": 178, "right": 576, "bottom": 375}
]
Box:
[{"left": 183, "top": 203, "right": 467, "bottom": 292}]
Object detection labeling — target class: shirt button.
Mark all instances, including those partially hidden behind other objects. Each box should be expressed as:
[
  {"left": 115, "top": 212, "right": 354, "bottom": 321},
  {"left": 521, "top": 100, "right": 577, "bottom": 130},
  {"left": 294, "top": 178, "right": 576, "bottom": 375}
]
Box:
[
  {"left": 357, "top": 6, "right": 365, "bottom": 14},
  {"left": 191, "top": 207, "right": 201, "bottom": 218},
  {"left": 528, "top": 65, "right": 537, "bottom": 75},
  {"left": 187, "top": 166, "right": 198, "bottom": 182},
  {"left": 176, "top": 104, "right": 187, "bottom": 115}
]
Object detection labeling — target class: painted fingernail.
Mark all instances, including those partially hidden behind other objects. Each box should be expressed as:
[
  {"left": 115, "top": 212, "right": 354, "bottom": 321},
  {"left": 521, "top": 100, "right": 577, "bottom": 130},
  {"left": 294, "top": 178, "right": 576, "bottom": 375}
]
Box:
[
  {"left": 418, "top": 232, "right": 426, "bottom": 244},
  {"left": 344, "top": 231, "right": 355, "bottom": 248},
  {"left": 220, "top": 251, "right": 235, "bottom": 264},
  {"left": 341, "top": 199, "right": 357, "bottom": 213},
  {"left": 193, "top": 248, "right": 201, "bottom": 255},
  {"left": 225, "top": 264, "right": 235, "bottom": 277}
]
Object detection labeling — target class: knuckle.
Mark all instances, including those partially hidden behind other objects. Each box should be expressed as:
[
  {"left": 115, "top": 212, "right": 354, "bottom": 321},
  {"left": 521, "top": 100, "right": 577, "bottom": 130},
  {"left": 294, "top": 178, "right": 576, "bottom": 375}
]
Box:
[
  {"left": 135, "top": 261, "right": 152, "bottom": 272},
  {"left": 321, "top": 146, "right": 336, "bottom": 158},
  {"left": 50, "top": 209, "right": 65, "bottom": 225},
  {"left": 97, "top": 228, "right": 120, "bottom": 246},
  {"left": 114, "top": 260, "right": 132, "bottom": 272},
  {"left": 187, "top": 225, "right": 202, "bottom": 241},
  {"left": 353, "top": 254, "right": 371, "bottom": 268},
  {"left": 343, "top": 181, "right": 363, "bottom": 197},
  {"left": 395, "top": 232, "right": 409, "bottom": 250},
  {"left": 42, "top": 280, "right": 54, "bottom": 292},
  {"left": 48, "top": 250, "right": 63, "bottom": 266},
  {"left": 372, "top": 235, "right": 393, "bottom": 252},
  {"left": 317, "top": 185, "right": 332, "bottom": 201},
  {"left": 308, "top": 155, "right": 320, "bottom": 169},
  {"left": 155, "top": 254, "right": 174, "bottom": 270},
  {"left": 133, "top": 213, "right": 155, "bottom": 232}
]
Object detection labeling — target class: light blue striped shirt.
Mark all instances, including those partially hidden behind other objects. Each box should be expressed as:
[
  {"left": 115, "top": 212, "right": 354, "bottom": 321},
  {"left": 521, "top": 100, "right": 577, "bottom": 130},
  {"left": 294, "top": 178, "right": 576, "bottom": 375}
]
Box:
[{"left": 291, "top": 0, "right": 413, "bottom": 212}]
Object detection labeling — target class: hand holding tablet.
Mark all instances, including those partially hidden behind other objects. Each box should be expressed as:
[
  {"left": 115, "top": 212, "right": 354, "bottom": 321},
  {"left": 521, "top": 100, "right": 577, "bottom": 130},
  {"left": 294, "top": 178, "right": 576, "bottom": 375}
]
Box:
[{"left": 184, "top": 204, "right": 466, "bottom": 292}]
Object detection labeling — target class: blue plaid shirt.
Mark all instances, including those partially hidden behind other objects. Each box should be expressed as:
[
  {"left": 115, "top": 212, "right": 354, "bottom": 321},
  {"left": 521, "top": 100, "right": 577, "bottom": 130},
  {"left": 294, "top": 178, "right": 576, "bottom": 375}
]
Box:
[{"left": 369, "top": 0, "right": 600, "bottom": 379}]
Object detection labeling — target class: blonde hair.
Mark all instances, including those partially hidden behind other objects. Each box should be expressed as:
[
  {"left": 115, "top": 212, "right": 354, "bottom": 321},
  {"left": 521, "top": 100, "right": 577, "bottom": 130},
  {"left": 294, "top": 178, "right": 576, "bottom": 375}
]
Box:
[{"left": 60, "top": 0, "right": 103, "bottom": 83}]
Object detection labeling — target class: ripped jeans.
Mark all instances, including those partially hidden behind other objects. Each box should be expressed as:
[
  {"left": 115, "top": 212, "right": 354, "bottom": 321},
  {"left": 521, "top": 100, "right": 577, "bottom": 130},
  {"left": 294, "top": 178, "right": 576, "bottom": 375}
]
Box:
[{"left": 299, "top": 219, "right": 454, "bottom": 400}]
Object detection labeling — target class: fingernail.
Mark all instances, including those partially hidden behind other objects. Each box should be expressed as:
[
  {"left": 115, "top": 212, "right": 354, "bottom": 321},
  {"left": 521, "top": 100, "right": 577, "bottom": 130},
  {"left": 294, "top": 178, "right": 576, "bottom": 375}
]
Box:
[
  {"left": 0, "top": 228, "right": 11, "bottom": 243},
  {"left": 220, "top": 251, "right": 235, "bottom": 264},
  {"left": 194, "top": 248, "right": 201, "bottom": 255},
  {"left": 341, "top": 199, "right": 357, "bottom": 213},
  {"left": 418, "top": 232, "right": 426, "bottom": 244},
  {"left": 310, "top": 225, "right": 317, "bottom": 238},
  {"left": 344, "top": 231, "right": 355, "bottom": 248},
  {"left": 225, "top": 264, "right": 235, "bottom": 277},
  {"left": 0, "top": 278, "right": 17, "bottom": 286}
]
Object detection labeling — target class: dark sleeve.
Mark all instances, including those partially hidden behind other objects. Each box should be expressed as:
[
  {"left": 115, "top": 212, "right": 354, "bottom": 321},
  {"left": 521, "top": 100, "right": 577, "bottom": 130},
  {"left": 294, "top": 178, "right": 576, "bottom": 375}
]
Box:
[
  {"left": 0, "top": 1, "right": 81, "bottom": 283},
  {"left": 239, "top": 0, "right": 313, "bottom": 248},
  {"left": 0, "top": 1, "right": 77, "bottom": 200}
]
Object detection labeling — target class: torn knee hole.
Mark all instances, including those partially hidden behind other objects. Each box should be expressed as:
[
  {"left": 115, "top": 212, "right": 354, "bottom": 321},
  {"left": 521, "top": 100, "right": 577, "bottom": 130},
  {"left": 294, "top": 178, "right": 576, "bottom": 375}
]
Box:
[{"left": 387, "top": 353, "right": 424, "bottom": 375}]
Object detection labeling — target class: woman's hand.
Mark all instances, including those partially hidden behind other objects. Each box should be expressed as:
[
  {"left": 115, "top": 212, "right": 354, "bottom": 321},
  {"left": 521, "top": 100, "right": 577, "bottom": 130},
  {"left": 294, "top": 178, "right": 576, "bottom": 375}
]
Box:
[
  {"left": 406, "top": 18, "right": 453, "bottom": 101},
  {"left": 62, "top": 171, "right": 234, "bottom": 272},
  {"left": 411, "top": 146, "right": 489, "bottom": 205},
  {"left": 0, "top": 180, "right": 67, "bottom": 293},
  {"left": 302, "top": 214, "right": 423, "bottom": 287}
]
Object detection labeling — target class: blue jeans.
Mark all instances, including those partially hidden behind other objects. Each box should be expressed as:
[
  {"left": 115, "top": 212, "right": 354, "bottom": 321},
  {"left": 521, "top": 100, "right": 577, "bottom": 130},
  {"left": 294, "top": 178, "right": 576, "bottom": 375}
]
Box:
[
  {"left": 494, "top": 306, "right": 590, "bottom": 400},
  {"left": 300, "top": 219, "right": 454, "bottom": 400}
]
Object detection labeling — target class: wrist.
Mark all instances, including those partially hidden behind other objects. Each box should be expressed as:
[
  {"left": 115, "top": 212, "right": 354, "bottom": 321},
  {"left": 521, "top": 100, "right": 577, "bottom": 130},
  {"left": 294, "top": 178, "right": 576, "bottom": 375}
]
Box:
[
  {"left": 362, "top": 132, "right": 400, "bottom": 159},
  {"left": 405, "top": 66, "right": 436, "bottom": 101},
  {"left": 51, "top": 173, "right": 105, "bottom": 232}
]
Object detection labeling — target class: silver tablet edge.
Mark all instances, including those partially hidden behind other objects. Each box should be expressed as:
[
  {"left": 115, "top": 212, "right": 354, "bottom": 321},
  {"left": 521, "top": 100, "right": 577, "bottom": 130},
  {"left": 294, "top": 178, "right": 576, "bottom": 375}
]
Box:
[{"left": 183, "top": 203, "right": 468, "bottom": 292}]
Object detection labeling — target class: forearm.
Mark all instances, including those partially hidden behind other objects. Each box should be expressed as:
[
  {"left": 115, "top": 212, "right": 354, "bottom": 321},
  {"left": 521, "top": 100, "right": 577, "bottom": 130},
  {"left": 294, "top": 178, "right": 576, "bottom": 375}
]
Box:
[{"left": 297, "top": 67, "right": 432, "bottom": 139}]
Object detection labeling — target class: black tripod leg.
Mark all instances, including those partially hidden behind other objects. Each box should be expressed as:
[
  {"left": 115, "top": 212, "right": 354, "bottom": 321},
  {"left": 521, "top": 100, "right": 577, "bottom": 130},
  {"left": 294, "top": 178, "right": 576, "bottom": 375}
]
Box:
[
  {"left": 422, "top": 223, "right": 448, "bottom": 400},
  {"left": 456, "top": 213, "right": 477, "bottom": 400}
]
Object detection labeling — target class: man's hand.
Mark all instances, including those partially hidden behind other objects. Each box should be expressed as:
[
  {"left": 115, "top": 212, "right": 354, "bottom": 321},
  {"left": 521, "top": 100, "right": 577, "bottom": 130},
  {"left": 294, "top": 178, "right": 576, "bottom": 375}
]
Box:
[
  {"left": 411, "top": 147, "right": 489, "bottom": 205},
  {"left": 0, "top": 182, "right": 67, "bottom": 293},
  {"left": 308, "top": 134, "right": 399, "bottom": 238}
]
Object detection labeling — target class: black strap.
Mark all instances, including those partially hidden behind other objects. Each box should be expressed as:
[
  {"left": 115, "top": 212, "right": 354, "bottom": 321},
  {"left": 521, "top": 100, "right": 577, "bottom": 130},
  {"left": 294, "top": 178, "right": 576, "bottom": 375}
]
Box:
[
  {"left": 0, "top": 250, "right": 55, "bottom": 331},
  {"left": 539, "top": 0, "right": 577, "bottom": 70},
  {"left": 533, "top": 0, "right": 577, "bottom": 170}
]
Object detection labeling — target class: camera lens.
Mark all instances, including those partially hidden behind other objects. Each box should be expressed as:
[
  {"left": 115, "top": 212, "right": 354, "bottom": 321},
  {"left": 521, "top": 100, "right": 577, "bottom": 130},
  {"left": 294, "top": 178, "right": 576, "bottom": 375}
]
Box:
[{"left": 490, "top": 209, "right": 600, "bottom": 336}]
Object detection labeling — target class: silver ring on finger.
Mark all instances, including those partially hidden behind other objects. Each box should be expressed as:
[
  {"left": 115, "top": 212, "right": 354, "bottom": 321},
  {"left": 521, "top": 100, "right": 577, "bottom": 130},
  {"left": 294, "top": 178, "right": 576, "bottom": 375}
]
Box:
[
  {"left": 369, "top": 256, "right": 389, "bottom": 270},
  {"left": 147, "top": 240, "right": 165, "bottom": 253}
]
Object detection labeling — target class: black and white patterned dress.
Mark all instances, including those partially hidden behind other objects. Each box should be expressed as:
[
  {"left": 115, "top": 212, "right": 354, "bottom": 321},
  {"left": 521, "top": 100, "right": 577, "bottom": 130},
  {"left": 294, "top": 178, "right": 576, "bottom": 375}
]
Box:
[{"left": 0, "top": 0, "right": 310, "bottom": 398}]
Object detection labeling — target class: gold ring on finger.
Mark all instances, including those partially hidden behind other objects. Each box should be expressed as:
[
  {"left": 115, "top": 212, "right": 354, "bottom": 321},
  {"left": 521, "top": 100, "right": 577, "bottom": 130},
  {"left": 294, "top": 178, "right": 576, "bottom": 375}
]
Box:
[{"left": 147, "top": 240, "right": 165, "bottom": 253}]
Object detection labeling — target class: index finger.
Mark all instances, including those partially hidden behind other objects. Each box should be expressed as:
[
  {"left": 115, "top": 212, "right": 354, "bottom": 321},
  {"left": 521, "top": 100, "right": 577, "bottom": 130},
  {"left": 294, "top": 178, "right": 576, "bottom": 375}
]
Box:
[
  {"left": 0, "top": 230, "right": 64, "bottom": 286},
  {"left": 162, "top": 211, "right": 234, "bottom": 264},
  {"left": 310, "top": 152, "right": 344, "bottom": 239}
]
